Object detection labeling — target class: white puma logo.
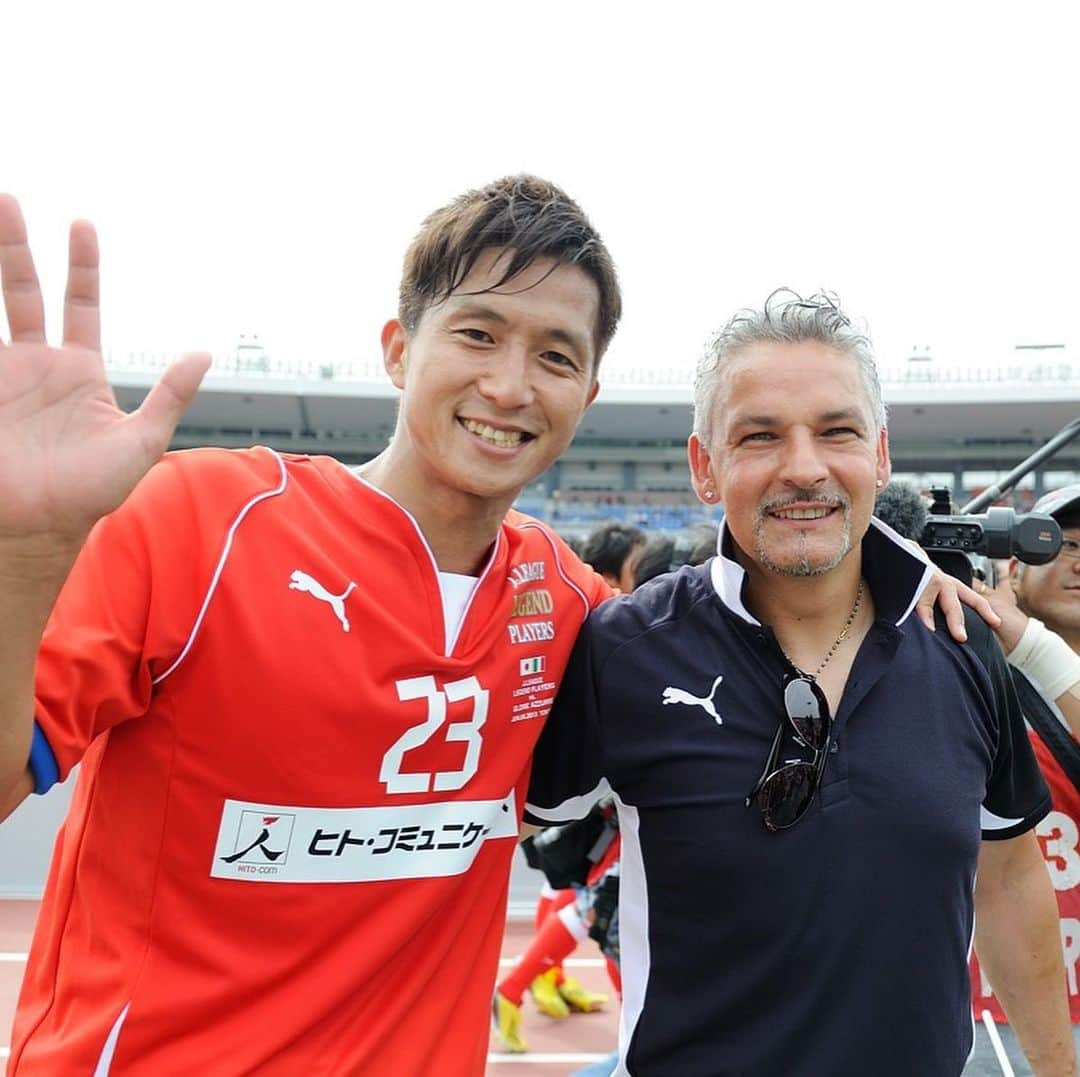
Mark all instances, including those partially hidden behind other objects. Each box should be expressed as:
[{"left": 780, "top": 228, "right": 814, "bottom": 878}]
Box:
[
  {"left": 289, "top": 570, "right": 358, "bottom": 632},
  {"left": 661, "top": 676, "right": 724, "bottom": 725}
]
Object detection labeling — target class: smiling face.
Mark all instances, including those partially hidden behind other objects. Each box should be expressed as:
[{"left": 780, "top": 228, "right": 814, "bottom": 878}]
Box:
[
  {"left": 1012, "top": 520, "right": 1080, "bottom": 641},
  {"left": 688, "top": 340, "right": 890, "bottom": 579},
  {"left": 381, "top": 247, "right": 600, "bottom": 513}
]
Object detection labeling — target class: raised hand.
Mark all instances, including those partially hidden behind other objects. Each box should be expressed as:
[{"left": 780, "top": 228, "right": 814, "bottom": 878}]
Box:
[{"left": 0, "top": 195, "right": 209, "bottom": 548}]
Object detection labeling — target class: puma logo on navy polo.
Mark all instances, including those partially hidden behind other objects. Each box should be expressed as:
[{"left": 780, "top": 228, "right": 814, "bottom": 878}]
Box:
[{"left": 661, "top": 675, "right": 724, "bottom": 724}]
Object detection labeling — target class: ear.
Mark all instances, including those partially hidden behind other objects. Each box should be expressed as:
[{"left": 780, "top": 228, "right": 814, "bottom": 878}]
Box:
[
  {"left": 584, "top": 378, "right": 601, "bottom": 409},
  {"left": 687, "top": 433, "right": 718, "bottom": 506},
  {"left": 1007, "top": 557, "right": 1023, "bottom": 590},
  {"left": 875, "top": 426, "right": 892, "bottom": 488},
  {"left": 382, "top": 320, "right": 408, "bottom": 389}
]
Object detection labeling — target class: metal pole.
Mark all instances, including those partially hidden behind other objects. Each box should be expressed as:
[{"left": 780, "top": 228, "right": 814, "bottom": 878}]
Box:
[{"left": 960, "top": 417, "right": 1080, "bottom": 514}]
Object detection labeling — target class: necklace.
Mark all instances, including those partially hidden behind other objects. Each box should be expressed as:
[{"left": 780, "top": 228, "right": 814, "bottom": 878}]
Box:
[{"left": 780, "top": 580, "right": 864, "bottom": 680}]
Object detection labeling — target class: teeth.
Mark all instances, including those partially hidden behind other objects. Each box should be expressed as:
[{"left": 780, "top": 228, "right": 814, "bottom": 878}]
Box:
[
  {"left": 772, "top": 507, "right": 833, "bottom": 520},
  {"left": 462, "top": 419, "right": 525, "bottom": 447}
]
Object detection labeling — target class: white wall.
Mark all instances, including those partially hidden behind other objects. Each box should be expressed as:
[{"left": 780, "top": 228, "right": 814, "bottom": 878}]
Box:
[{"left": 0, "top": 773, "right": 75, "bottom": 898}]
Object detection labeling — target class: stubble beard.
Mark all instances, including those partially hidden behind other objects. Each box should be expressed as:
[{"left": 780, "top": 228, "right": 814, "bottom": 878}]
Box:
[{"left": 753, "top": 497, "right": 852, "bottom": 578}]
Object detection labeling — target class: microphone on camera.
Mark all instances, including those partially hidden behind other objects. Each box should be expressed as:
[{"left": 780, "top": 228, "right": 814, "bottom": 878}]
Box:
[{"left": 873, "top": 481, "right": 930, "bottom": 543}]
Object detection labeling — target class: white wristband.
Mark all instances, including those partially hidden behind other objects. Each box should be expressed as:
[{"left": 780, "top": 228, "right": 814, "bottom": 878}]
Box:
[{"left": 1006, "top": 616, "right": 1080, "bottom": 701}]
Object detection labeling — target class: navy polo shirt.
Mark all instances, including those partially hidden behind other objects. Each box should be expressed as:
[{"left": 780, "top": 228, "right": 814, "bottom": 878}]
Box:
[{"left": 525, "top": 519, "right": 1050, "bottom": 1077}]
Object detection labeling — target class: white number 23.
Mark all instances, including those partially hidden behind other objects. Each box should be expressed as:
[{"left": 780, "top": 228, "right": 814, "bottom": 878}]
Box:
[{"left": 379, "top": 675, "right": 488, "bottom": 794}]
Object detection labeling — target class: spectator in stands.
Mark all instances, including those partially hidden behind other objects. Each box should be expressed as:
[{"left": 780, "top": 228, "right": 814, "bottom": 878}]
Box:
[
  {"left": 968, "top": 485, "right": 1080, "bottom": 1070},
  {"left": 581, "top": 521, "right": 646, "bottom": 593},
  {"left": 525, "top": 290, "right": 1072, "bottom": 1076}
]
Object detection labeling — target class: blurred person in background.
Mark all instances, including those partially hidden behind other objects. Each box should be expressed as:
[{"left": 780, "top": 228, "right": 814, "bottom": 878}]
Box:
[{"left": 582, "top": 522, "right": 647, "bottom": 593}]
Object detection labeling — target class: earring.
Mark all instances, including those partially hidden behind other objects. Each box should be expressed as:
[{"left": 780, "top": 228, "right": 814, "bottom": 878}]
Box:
[
  {"left": 703, "top": 489, "right": 715, "bottom": 501},
  {"left": 875, "top": 479, "right": 883, "bottom": 488}
]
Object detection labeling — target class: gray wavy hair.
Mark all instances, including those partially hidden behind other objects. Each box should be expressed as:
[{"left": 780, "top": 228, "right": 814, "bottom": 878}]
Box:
[{"left": 692, "top": 289, "right": 887, "bottom": 449}]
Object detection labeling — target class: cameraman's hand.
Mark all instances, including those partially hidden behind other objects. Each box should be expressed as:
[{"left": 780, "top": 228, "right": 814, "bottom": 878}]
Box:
[
  {"left": 976, "top": 565, "right": 1029, "bottom": 654},
  {"left": 0, "top": 195, "right": 209, "bottom": 560}
]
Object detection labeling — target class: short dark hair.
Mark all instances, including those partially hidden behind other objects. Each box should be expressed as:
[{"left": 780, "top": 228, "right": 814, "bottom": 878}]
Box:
[
  {"left": 685, "top": 523, "right": 719, "bottom": 566},
  {"left": 399, "top": 175, "right": 621, "bottom": 363},
  {"left": 633, "top": 525, "right": 717, "bottom": 590},
  {"left": 582, "top": 521, "right": 645, "bottom": 579},
  {"left": 632, "top": 535, "right": 677, "bottom": 590}
]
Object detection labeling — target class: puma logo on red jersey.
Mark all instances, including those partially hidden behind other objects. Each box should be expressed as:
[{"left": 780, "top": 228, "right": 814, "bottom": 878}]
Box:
[{"left": 289, "top": 570, "right": 357, "bottom": 632}]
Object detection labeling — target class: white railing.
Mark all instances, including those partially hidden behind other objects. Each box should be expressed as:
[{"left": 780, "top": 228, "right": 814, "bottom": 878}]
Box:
[{"left": 103, "top": 352, "right": 1080, "bottom": 390}]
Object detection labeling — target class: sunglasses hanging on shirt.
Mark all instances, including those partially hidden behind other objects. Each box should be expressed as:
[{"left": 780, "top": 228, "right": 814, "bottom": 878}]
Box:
[
  {"left": 745, "top": 580, "right": 862, "bottom": 832},
  {"left": 746, "top": 672, "right": 832, "bottom": 831}
]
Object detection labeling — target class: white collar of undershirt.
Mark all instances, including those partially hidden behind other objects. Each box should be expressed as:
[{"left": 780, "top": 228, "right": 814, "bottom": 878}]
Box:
[{"left": 438, "top": 571, "right": 480, "bottom": 654}]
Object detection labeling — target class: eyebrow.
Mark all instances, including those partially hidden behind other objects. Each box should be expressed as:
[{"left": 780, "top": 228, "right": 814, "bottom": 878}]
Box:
[
  {"left": 728, "top": 407, "right": 868, "bottom": 433},
  {"left": 448, "top": 300, "right": 592, "bottom": 358}
]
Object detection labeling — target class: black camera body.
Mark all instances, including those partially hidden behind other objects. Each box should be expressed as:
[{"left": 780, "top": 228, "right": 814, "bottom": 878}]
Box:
[
  {"left": 874, "top": 482, "right": 1063, "bottom": 588},
  {"left": 921, "top": 488, "right": 1062, "bottom": 565}
]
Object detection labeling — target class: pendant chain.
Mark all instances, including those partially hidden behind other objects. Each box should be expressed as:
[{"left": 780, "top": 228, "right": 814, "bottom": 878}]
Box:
[{"left": 780, "top": 580, "right": 864, "bottom": 680}]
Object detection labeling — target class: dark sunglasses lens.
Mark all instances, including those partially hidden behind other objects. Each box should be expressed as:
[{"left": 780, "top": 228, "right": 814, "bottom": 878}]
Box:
[
  {"left": 783, "top": 676, "right": 828, "bottom": 749},
  {"left": 761, "top": 762, "right": 817, "bottom": 830}
]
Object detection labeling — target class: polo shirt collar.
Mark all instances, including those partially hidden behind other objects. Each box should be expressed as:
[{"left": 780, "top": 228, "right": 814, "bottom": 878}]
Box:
[{"left": 709, "top": 515, "right": 935, "bottom": 628}]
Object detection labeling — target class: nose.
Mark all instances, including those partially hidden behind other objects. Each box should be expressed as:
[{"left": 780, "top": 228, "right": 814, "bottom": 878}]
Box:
[
  {"left": 477, "top": 346, "right": 535, "bottom": 410},
  {"left": 776, "top": 428, "right": 829, "bottom": 490}
]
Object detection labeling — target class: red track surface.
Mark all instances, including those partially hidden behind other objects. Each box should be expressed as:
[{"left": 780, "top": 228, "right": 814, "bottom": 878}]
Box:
[{"left": 0, "top": 902, "right": 617, "bottom": 1075}]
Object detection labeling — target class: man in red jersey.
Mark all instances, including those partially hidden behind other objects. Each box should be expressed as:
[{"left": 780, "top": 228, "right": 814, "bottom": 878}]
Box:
[
  {"left": 0, "top": 183, "right": 987, "bottom": 1076},
  {"left": 969, "top": 486, "right": 1080, "bottom": 1072},
  {"left": 0, "top": 177, "right": 621, "bottom": 1076}
]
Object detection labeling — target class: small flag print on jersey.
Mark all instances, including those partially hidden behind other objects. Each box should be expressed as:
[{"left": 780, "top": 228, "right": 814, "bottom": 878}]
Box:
[{"left": 520, "top": 656, "right": 546, "bottom": 675}]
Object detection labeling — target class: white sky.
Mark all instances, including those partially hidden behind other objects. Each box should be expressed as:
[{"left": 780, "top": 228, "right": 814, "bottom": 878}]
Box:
[{"left": 3, "top": 1, "right": 1078, "bottom": 381}]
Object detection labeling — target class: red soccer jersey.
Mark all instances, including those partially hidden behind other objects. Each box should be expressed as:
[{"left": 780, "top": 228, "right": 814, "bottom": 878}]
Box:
[
  {"left": 13, "top": 447, "right": 610, "bottom": 1076},
  {"left": 971, "top": 727, "right": 1080, "bottom": 1024}
]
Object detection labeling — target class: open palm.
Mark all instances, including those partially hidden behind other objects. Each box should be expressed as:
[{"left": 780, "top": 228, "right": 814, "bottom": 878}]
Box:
[{"left": 0, "top": 195, "right": 209, "bottom": 543}]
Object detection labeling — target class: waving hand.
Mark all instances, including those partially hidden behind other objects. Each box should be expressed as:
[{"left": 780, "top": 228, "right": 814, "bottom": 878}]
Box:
[{"left": 0, "top": 195, "right": 209, "bottom": 546}]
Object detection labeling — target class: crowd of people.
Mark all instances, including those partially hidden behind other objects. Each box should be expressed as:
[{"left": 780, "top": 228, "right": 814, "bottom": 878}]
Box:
[{"left": 0, "top": 174, "right": 1078, "bottom": 1077}]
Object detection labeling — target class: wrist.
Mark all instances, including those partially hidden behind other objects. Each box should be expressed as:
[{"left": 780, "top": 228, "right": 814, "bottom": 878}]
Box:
[
  {"left": 0, "top": 532, "right": 84, "bottom": 581},
  {"left": 1007, "top": 616, "right": 1080, "bottom": 701}
]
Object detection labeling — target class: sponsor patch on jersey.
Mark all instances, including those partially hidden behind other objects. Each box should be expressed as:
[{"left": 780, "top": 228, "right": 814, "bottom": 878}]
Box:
[
  {"left": 508, "top": 561, "right": 546, "bottom": 589},
  {"left": 511, "top": 589, "right": 553, "bottom": 618},
  {"left": 520, "top": 655, "right": 546, "bottom": 676},
  {"left": 507, "top": 620, "right": 555, "bottom": 644},
  {"left": 210, "top": 793, "right": 518, "bottom": 883}
]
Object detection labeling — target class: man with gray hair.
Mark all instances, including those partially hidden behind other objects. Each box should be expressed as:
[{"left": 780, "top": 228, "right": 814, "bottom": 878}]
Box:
[{"left": 526, "top": 290, "right": 1073, "bottom": 1076}]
